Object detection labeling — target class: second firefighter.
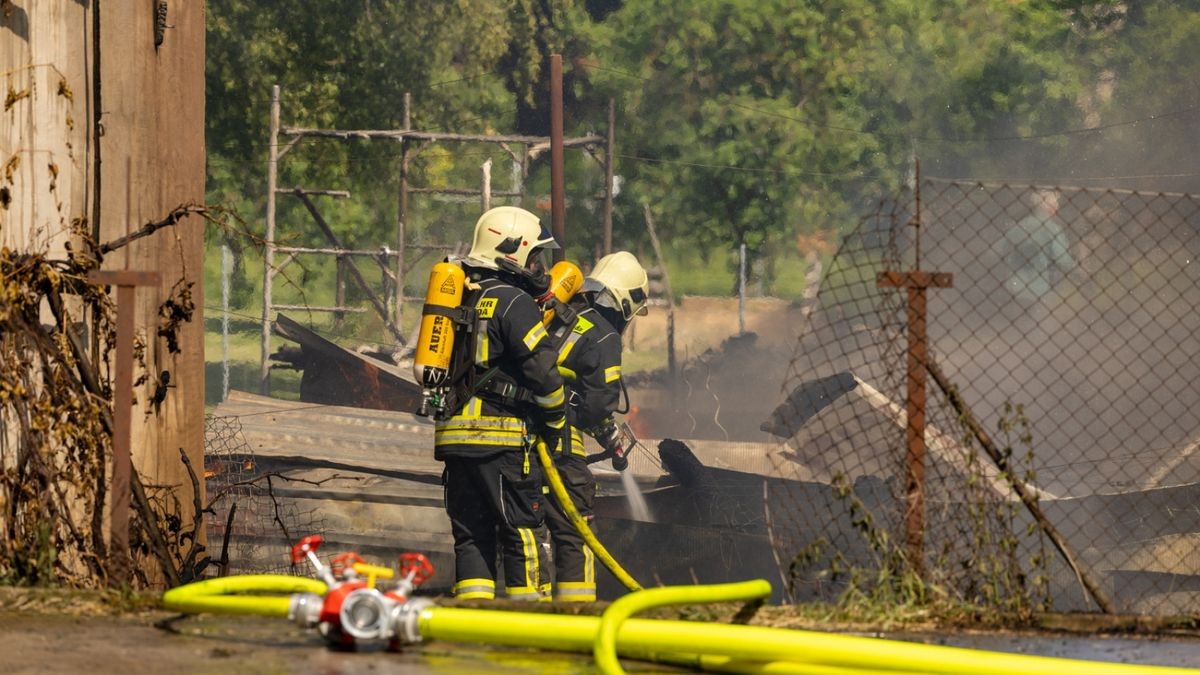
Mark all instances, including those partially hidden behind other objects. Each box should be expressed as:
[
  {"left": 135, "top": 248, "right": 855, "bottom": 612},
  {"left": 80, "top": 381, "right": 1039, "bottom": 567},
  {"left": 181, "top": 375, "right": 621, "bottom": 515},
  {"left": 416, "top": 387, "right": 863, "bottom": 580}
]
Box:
[{"left": 542, "top": 250, "right": 649, "bottom": 602}]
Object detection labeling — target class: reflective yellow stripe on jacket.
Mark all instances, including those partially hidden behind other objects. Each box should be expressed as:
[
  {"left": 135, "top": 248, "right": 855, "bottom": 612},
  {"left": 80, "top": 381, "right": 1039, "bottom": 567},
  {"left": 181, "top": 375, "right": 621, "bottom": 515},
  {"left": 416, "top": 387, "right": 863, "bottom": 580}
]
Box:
[
  {"left": 435, "top": 397, "right": 526, "bottom": 449},
  {"left": 534, "top": 385, "right": 565, "bottom": 410}
]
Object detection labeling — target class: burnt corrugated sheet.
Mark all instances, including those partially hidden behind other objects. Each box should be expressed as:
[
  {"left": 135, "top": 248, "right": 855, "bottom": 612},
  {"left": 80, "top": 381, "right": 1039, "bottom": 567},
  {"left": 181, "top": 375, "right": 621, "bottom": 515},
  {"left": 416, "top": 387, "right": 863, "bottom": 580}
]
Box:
[
  {"left": 273, "top": 313, "right": 423, "bottom": 412},
  {"left": 206, "top": 391, "right": 453, "bottom": 589}
]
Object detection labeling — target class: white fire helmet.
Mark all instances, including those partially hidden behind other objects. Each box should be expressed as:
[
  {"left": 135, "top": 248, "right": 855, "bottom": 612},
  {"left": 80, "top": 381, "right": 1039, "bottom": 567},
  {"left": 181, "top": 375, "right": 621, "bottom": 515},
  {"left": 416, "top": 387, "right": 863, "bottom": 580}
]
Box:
[
  {"left": 584, "top": 251, "right": 649, "bottom": 322},
  {"left": 466, "top": 206, "right": 559, "bottom": 271}
]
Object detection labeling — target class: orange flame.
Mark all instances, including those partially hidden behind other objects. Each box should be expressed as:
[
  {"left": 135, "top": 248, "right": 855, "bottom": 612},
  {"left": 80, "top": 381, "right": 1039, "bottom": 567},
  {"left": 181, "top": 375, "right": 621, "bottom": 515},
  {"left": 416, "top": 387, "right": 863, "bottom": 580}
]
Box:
[{"left": 625, "top": 405, "right": 651, "bottom": 439}]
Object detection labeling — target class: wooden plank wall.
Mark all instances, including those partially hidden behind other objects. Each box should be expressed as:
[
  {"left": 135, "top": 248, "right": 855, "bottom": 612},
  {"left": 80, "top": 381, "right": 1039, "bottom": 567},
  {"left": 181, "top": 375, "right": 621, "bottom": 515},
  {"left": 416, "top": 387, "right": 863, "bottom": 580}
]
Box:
[
  {"left": 1, "top": 1, "right": 206, "bottom": 582},
  {"left": 0, "top": 1, "right": 85, "bottom": 253},
  {"left": 96, "top": 1, "right": 207, "bottom": 549}
]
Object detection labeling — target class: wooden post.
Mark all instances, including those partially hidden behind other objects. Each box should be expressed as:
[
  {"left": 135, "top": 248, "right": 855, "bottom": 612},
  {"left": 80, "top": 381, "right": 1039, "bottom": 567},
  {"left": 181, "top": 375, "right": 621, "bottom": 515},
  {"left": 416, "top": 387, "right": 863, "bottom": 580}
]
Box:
[
  {"left": 603, "top": 98, "right": 616, "bottom": 256},
  {"left": 738, "top": 243, "right": 747, "bottom": 334},
  {"left": 549, "top": 54, "right": 566, "bottom": 261},
  {"left": 643, "top": 204, "right": 678, "bottom": 406},
  {"left": 87, "top": 269, "right": 160, "bottom": 586},
  {"left": 221, "top": 244, "right": 232, "bottom": 400},
  {"left": 396, "top": 93, "right": 411, "bottom": 329},
  {"left": 260, "top": 84, "right": 280, "bottom": 394},
  {"left": 877, "top": 269, "right": 951, "bottom": 578},
  {"left": 481, "top": 158, "right": 492, "bottom": 212},
  {"left": 334, "top": 256, "right": 347, "bottom": 330}
]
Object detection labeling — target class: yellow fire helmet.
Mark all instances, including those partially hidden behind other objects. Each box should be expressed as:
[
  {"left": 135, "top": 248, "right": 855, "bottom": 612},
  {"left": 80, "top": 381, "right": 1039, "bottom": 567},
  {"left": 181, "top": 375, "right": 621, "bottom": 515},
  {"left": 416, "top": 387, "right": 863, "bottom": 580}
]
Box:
[
  {"left": 466, "top": 206, "right": 558, "bottom": 271},
  {"left": 584, "top": 250, "right": 649, "bottom": 322}
]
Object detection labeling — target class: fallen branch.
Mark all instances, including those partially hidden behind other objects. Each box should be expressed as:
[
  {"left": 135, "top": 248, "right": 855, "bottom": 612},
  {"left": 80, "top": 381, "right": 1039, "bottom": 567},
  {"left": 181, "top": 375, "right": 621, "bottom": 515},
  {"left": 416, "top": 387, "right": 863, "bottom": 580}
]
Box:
[
  {"left": 131, "top": 473, "right": 183, "bottom": 587},
  {"left": 218, "top": 503, "right": 237, "bottom": 577},
  {"left": 98, "top": 204, "right": 208, "bottom": 255},
  {"left": 205, "top": 471, "right": 355, "bottom": 513},
  {"left": 925, "top": 357, "right": 1116, "bottom": 614},
  {"left": 176, "top": 447, "right": 207, "bottom": 583}
]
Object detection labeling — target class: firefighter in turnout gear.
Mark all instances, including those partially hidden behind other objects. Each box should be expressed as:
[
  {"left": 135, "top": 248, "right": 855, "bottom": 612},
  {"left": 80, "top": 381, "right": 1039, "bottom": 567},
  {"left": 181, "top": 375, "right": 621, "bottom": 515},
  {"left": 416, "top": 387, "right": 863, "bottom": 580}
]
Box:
[
  {"left": 542, "top": 250, "right": 649, "bottom": 602},
  {"left": 431, "top": 206, "right": 567, "bottom": 601}
]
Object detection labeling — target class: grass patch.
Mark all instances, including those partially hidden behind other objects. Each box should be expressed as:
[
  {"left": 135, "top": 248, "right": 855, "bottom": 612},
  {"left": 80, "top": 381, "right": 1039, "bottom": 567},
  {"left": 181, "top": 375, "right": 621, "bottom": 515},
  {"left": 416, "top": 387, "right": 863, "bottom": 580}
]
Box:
[{"left": 0, "top": 586, "right": 161, "bottom": 616}]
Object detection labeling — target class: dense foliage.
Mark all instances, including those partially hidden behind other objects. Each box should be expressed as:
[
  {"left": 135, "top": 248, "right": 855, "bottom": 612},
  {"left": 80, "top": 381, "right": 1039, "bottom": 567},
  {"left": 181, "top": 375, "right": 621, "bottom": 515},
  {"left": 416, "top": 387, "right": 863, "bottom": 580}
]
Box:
[{"left": 206, "top": 0, "right": 1200, "bottom": 293}]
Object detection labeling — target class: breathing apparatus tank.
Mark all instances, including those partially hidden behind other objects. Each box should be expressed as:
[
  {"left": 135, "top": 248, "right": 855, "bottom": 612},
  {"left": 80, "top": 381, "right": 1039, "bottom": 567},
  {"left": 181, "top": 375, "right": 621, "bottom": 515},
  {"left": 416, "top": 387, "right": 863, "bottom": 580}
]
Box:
[
  {"left": 538, "top": 260, "right": 584, "bottom": 325},
  {"left": 413, "top": 261, "right": 466, "bottom": 417}
]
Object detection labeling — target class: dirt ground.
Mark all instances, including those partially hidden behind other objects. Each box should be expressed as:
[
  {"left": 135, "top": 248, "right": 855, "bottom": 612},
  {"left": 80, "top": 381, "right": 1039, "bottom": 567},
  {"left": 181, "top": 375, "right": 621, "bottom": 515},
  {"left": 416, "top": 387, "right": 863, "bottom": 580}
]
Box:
[
  {"left": 0, "top": 599, "right": 607, "bottom": 675},
  {"left": 5, "top": 588, "right": 1200, "bottom": 673},
  {"left": 622, "top": 296, "right": 804, "bottom": 369}
]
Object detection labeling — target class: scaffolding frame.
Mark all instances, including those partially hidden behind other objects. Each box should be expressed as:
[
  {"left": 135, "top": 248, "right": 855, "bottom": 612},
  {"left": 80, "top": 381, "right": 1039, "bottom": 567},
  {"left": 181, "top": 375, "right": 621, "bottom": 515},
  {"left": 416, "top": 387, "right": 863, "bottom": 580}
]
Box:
[{"left": 259, "top": 85, "right": 613, "bottom": 394}]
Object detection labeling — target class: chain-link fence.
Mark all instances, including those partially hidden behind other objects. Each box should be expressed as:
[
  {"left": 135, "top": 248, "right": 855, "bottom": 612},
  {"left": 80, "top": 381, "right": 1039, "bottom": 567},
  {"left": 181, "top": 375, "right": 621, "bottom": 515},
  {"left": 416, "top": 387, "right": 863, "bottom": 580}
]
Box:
[
  {"left": 203, "top": 415, "right": 325, "bottom": 575},
  {"left": 768, "top": 179, "right": 1200, "bottom": 615}
]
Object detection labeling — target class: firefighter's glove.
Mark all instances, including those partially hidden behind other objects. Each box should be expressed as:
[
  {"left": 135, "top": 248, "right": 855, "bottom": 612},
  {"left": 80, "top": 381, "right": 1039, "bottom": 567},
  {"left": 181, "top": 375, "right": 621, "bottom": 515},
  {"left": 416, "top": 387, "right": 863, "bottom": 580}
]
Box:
[
  {"left": 592, "top": 420, "right": 620, "bottom": 454},
  {"left": 591, "top": 420, "right": 629, "bottom": 472},
  {"left": 535, "top": 409, "right": 567, "bottom": 454},
  {"left": 610, "top": 452, "right": 629, "bottom": 473}
]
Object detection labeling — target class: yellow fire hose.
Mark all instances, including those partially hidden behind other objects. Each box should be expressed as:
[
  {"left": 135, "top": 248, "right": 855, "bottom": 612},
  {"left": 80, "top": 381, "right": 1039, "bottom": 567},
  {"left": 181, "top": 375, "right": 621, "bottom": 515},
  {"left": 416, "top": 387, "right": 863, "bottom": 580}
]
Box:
[
  {"left": 593, "top": 579, "right": 771, "bottom": 674},
  {"left": 157, "top": 573, "right": 1196, "bottom": 674},
  {"left": 663, "top": 655, "right": 904, "bottom": 675},
  {"left": 161, "top": 574, "right": 327, "bottom": 617},
  {"left": 535, "top": 437, "right": 642, "bottom": 591},
  {"left": 412, "top": 592, "right": 1198, "bottom": 675}
]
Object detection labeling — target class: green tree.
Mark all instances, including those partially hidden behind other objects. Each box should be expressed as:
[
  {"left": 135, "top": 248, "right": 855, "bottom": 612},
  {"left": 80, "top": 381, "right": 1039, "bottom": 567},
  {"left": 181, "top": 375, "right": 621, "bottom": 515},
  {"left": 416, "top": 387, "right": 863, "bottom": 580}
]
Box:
[{"left": 581, "top": 0, "right": 1093, "bottom": 289}]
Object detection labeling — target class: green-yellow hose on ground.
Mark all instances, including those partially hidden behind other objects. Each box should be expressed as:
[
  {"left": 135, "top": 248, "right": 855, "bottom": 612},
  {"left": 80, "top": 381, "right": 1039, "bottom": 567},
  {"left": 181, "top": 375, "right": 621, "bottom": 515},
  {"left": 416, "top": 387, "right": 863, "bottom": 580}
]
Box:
[
  {"left": 535, "top": 437, "right": 642, "bottom": 591},
  {"left": 415, "top": 603, "right": 1199, "bottom": 675},
  {"left": 653, "top": 653, "right": 912, "bottom": 675},
  {"left": 594, "top": 579, "right": 772, "bottom": 674},
  {"left": 161, "top": 574, "right": 327, "bottom": 617}
]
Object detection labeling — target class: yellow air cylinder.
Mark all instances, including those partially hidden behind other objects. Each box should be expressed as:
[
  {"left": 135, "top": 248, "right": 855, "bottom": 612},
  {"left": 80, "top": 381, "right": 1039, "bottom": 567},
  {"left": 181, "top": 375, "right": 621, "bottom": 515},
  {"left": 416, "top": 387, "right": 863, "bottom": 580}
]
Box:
[
  {"left": 413, "top": 261, "right": 466, "bottom": 387},
  {"left": 541, "top": 260, "right": 584, "bottom": 325}
]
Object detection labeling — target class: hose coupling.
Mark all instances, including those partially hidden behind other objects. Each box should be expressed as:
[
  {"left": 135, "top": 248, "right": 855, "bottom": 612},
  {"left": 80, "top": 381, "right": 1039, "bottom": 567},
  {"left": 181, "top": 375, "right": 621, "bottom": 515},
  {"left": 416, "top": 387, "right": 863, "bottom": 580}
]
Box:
[
  {"left": 288, "top": 592, "right": 323, "bottom": 628},
  {"left": 339, "top": 588, "right": 392, "bottom": 641},
  {"left": 389, "top": 597, "right": 436, "bottom": 645}
]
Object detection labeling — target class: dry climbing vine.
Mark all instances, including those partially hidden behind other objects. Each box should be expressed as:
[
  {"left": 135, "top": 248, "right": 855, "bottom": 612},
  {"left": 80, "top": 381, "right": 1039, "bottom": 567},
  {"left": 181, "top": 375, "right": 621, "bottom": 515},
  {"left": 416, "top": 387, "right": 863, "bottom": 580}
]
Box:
[{"left": 0, "top": 206, "right": 217, "bottom": 587}]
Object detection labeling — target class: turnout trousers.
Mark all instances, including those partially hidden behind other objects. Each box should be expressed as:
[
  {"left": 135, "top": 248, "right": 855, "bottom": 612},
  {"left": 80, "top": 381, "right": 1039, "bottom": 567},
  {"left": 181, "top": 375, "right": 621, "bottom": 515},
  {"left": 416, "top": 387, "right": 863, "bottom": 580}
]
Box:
[
  {"left": 543, "top": 450, "right": 597, "bottom": 601},
  {"left": 442, "top": 451, "right": 545, "bottom": 600}
]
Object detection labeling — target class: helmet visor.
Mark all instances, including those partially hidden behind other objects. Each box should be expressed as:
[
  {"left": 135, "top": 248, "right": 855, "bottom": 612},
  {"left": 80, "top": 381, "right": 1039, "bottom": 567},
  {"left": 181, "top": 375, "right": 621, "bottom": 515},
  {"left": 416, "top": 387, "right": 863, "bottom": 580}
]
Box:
[
  {"left": 536, "top": 222, "right": 560, "bottom": 249},
  {"left": 628, "top": 286, "right": 648, "bottom": 316},
  {"left": 527, "top": 246, "right": 553, "bottom": 275}
]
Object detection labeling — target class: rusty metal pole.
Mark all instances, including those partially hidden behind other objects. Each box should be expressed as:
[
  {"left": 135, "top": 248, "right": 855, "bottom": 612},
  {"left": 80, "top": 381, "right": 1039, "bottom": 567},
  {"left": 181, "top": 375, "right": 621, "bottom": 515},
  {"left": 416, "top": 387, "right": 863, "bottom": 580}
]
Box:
[
  {"left": 603, "top": 98, "right": 616, "bottom": 256},
  {"left": 88, "top": 269, "right": 160, "bottom": 586},
  {"left": 876, "top": 169, "right": 951, "bottom": 579},
  {"left": 549, "top": 54, "right": 566, "bottom": 262},
  {"left": 905, "top": 274, "right": 929, "bottom": 577},
  {"left": 876, "top": 269, "right": 951, "bottom": 579}
]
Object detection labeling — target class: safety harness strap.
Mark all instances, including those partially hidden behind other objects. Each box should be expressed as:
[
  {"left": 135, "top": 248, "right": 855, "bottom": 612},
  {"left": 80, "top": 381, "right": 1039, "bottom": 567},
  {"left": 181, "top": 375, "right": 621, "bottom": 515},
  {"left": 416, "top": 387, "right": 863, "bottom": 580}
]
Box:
[
  {"left": 422, "top": 303, "right": 477, "bottom": 326},
  {"left": 478, "top": 377, "right": 534, "bottom": 404}
]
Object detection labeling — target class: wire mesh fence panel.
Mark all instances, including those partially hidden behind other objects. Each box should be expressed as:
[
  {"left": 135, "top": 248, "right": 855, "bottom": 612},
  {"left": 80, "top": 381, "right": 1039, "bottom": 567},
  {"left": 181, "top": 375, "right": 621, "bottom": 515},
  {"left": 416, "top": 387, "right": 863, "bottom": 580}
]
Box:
[
  {"left": 203, "top": 415, "right": 325, "bottom": 575},
  {"left": 768, "top": 179, "right": 1200, "bottom": 615}
]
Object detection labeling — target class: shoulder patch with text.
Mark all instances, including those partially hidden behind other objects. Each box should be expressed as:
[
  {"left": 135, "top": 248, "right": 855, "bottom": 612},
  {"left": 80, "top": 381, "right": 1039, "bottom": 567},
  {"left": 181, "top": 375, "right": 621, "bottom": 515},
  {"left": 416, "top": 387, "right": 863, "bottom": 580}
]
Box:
[{"left": 476, "top": 297, "right": 498, "bottom": 318}]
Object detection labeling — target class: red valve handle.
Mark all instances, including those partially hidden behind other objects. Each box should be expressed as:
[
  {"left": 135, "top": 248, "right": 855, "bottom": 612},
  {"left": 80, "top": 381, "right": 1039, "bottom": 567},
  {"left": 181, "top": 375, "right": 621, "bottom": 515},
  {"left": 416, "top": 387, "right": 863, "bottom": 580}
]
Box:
[
  {"left": 330, "top": 552, "right": 366, "bottom": 574},
  {"left": 398, "top": 552, "right": 434, "bottom": 585},
  {"left": 290, "top": 534, "right": 324, "bottom": 564}
]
